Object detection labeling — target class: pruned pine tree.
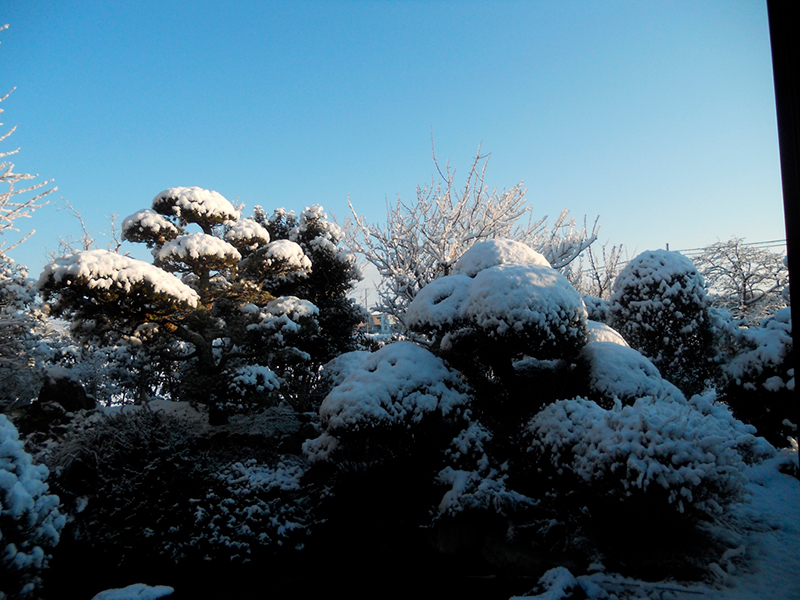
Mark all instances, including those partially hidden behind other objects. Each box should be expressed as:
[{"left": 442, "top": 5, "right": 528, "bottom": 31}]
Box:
[
  {"left": 345, "top": 149, "right": 598, "bottom": 321},
  {"left": 693, "top": 237, "right": 788, "bottom": 323},
  {"left": 38, "top": 187, "right": 318, "bottom": 418}
]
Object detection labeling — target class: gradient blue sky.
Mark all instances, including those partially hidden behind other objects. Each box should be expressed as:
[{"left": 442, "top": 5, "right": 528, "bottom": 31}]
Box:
[{"left": 1, "top": 1, "right": 785, "bottom": 288}]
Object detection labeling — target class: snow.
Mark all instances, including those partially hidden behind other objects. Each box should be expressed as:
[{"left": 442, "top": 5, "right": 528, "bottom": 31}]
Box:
[
  {"left": 261, "top": 239, "right": 312, "bottom": 271},
  {"left": 224, "top": 217, "right": 270, "bottom": 248},
  {"left": 526, "top": 397, "right": 772, "bottom": 517},
  {"left": 154, "top": 233, "right": 241, "bottom": 265},
  {"left": 723, "top": 307, "right": 793, "bottom": 387},
  {"left": 585, "top": 320, "right": 628, "bottom": 346},
  {"left": 579, "top": 341, "right": 684, "bottom": 404},
  {"left": 464, "top": 263, "right": 587, "bottom": 342},
  {"left": 513, "top": 449, "right": 799, "bottom": 600},
  {"left": 1, "top": 415, "right": 65, "bottom": 583},
  {"left": 452, "top": 238, "right": 550, "bottom": 277},
  {"left": 121, "top": 209, "right": 179, "bottom": 243},
  {"left": 37, "top": 249, "right": 200, "bottom": 308},
  {"left": 151, "top": 186, "right": 239, "bottom": 224},
  {"left": 611, "top": 249, "right": 705, "bottom": 301},
  {"left": 319, "top": 350, "right": 372, "bottom": 388},
  {"left": 404, "top": 274, "right": 472, "bottom": 331},
  {"left": 91, "top": 583, "right": 174, "bottom": 600},
  {"left": 304, "top": 341, "right": 471, "bottom": 461}
]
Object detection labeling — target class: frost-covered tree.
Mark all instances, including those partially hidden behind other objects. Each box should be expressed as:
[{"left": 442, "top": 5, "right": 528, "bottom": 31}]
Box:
[
  {"left": 609, "top": 249, "right": 715, "bottom": 395},
  {"left": 38, "top": 187, "right": 319, "bottom": 416},
  {"left": 345, "top": 150, "right": 598, "bottom": 321},
  {"left": 693, "top": 237, "right": 788, "bottom": 323},
  {"left": 0, "top": 26, "right": 56, "bottom": 410}
]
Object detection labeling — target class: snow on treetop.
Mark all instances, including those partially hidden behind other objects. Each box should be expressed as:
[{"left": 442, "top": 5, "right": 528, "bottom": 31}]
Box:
[
  {"left": 265, "top": 295, "right": 319, "bottom": 320},
  {"left": 121, "top": 209, "right": 180, "bottom": 244},
  {"left": 38, "top": 249, "right": 200, "bottom": 307},
  {"left": 452, "top": 239, "right": 549, "bottom": 277},
  {"left": 316, "top": 341, "right": 471, "bottom": 432},
  {"left": 612, "top": 249, "right": 704, "bottom": 299},
  {"left": 263, "top": 239, "right": 312, "bottom": 271},
  {"left": 465, "top": 263, "right": 587, "bottom": 342},
  {"left": 152, "top": 186, "right": 239, "bottom": 224},
  {"left": 224, "top": 217, "right": 270, "bottom": 248},
  {"left": 154, "top": 233, "right": 241, "bottom": 268}
]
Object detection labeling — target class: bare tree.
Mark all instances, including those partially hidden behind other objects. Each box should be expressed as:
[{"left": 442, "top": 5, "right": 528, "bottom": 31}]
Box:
[
  {"left": 345, "top": 147, "right": 598, "bottom": 320},
  {"left": 570, "top": 241, "right": 626, "bottom": 300},
  {"left": 692, "top": 237, "right": 788, "bottom": 322}
]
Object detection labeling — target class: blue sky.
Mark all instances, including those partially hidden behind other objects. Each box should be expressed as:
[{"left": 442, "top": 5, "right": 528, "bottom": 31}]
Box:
[{"left": 1, "top": 1, "right": 785, "bottom": 287}]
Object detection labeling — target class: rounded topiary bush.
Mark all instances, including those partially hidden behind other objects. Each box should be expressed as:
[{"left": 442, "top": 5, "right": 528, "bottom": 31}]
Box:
[
  {"left": 524, "top": 396, "right": 772, "bottom": 525},
  {"left": 1, "top": 415, "right": 65, "bottom": 599},
  {"left": 303, "top": 341, "right": 472, "bottom": 469},
  {"left": 609, "top": 249, "right": 714, "bottom": 394}
]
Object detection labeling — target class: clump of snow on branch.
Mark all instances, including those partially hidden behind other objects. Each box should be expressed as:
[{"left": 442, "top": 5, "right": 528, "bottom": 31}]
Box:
[
  {"left": 224, "top": 217, "right": 270, "bottom": 249},
  {"left": 723, "top": 307, "right": 793, "bottom": 391},
  {"left": 465, "top": 263, "right": 586, "bottom": 344},
  {"left": 154, "top": 233, "right": 241, "bottom": 269},
  {"left": 585, "top": 320, "right": 628, "bottom": 346},
  {"left": 91, "top": 583, "right": 174, "bottom": 600},
  {"left": 190, "top": 457, "right": 312, "bottom": 560},
  {"left": 37, "top": 249, "right": 200, "bottom": 308},
  {"left": 151, "top": 186, "right": 239, "bottom": 226},
  {"left": 121, "top": 209, "right": 180, "bottom": 246},
  {"left": 1, "top": 415, "right": 66, "bottom": 598}
]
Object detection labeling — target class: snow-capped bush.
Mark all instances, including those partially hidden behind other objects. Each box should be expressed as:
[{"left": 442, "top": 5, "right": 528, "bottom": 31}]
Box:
[
  {"left": 578, "top": 341, "right": 685, "bottom": 408},
  {"left": 717, "top": 307, "right": 796, "bottom": 446},
  {"left": 610, "top": 249, "right": 714, "bottom": 394},
  {"left": 303, "top": 341, "right": 471, "bottom": 465},
  {"left": 407, "top": 242, "right": 588, "bottom": 377},
  {"left": 451, "top": 238, "right": 550, "bottom": 277},
  {"left": 1, "top": 415, "right": 65, "bottom": 599},
  {"left": 525, "top": 396, "right": 771, "bottom": 522}
]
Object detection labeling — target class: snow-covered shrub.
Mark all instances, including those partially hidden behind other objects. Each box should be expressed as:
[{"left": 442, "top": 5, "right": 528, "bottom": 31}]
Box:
[
  {"left": 610, "top": 249, "right": 715, "bottom": 394},
  {"left": 407, "top": 240, "right": 588, "bottom": 389},
  {"left": 0, "top": 256, "right": 47, "bottom": 410},
  {"left": 577, "top": 341, "right": 685, "bottom": 408},
  {"left": 1, "top": 415, "right": 65, "bottom": 599},
  {"left": 435, "top": 421, "right": 533, "bottom": 519},
  {"left": 42, "top": 407, "right": 198, "bottom": 565},
  {"left": 581, "top": 295, "right": 610, "bottom": 323},
  {"left": 717, "top": 307, "right": 796, "bottom": 446},
  {"left": 525, "top": 396, "right": 771, "bottom": 526},
  {"left": 188, "top": 457, "right": 313, "bottom": 561},
  {"left": 303, "top": 341, "right": 472, "bottom": 467}
]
